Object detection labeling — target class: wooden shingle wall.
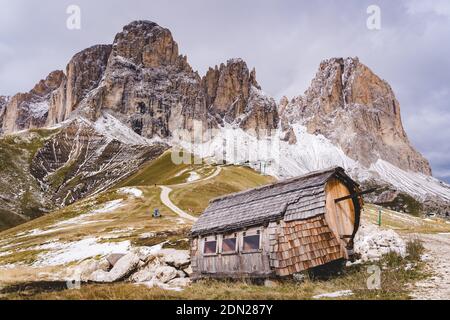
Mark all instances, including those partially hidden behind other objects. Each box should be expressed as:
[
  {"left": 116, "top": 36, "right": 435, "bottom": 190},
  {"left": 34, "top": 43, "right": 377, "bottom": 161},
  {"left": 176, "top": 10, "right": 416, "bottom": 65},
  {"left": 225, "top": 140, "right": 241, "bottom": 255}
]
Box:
[{"left": 269, "top": 215, "right": 344, "bottom": 277}]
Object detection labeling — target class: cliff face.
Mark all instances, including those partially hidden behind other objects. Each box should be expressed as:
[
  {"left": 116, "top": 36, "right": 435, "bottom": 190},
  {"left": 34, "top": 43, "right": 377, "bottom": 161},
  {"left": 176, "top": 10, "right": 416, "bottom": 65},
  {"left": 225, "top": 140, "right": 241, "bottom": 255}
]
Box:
[
  {"left": 0, "top": 96, "right": 7, "bottom": 135},
  {"left": 47, "top": 45, "right": 112, "bottom": 126},
  {"left": 202, "top": 59, "right": 278, "bottom": 134},
  {"left": 1, "top": 21, "right": 278, "bottom": 140},
  {"left": 78, "top": 21, "right": 212, "bottom": 138},
  {"left": 280, "top": 57, "right": 432, "bottom": 175},
  {"left": 1, "top": 71, "right": 65, "bottom": 134},
  {"left": 0, "top": 120, "right": 167, "bottom": 231}
]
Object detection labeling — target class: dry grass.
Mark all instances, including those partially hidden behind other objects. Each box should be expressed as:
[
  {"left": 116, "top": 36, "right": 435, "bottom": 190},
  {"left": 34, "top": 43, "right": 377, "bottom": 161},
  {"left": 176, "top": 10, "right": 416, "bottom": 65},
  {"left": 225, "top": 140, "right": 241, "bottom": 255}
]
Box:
[
  {"left": 1, "top": 240, "right": 426, "bottom": 300},
  {"left": 170, "top": 166, "right": 275, "bottom": 216},
  {"left": 363, "top": 204, "right": 450, "bottom": 234},
  {"left": 119, "top": 151, "right": 214, "bottom": 187},
  {"left": 0, "top": 186, "right": 190, "bottom": 267}
]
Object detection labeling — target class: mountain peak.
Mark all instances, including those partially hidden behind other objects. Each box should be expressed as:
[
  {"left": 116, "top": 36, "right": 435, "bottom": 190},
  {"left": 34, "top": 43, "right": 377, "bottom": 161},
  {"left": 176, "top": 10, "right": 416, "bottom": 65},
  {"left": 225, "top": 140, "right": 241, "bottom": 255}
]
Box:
[
  {"left": 112, "top": 20, "right": 185, "bottom": 70},
  {"left": 281, "top": 56, "right": 432, "bottom": 176}
]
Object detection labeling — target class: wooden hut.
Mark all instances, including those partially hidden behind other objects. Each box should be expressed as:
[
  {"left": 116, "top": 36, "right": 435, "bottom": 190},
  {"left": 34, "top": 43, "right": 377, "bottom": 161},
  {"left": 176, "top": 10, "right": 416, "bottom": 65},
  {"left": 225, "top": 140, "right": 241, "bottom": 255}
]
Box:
[{"left": 190, "top": 167, "right": 365, "bottom": 279}]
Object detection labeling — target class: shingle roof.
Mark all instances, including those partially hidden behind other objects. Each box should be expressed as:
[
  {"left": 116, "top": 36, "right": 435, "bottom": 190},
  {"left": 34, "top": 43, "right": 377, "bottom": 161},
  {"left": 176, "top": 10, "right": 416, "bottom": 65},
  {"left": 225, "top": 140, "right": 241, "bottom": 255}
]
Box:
[{"left": 191, "top": 167, "right": 359, "bottom": 237}]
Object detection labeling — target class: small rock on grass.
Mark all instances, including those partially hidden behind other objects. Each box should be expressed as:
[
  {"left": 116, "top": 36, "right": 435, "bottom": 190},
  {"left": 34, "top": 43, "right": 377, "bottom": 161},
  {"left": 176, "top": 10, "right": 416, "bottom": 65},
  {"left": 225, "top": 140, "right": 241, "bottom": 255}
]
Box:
[{"left": 168, "top": 278, "right": 191, "bottom": 287}]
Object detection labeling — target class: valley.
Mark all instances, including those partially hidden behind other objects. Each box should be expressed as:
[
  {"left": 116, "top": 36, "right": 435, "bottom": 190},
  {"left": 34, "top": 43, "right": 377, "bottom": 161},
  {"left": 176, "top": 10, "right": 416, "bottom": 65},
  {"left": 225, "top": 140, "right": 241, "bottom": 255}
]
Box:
[
  {"left": 0, "top": 150, "right": 449, "bottom": 299},
  {"left": 0, "top": 19, "right": 449, "bottom": 301}
]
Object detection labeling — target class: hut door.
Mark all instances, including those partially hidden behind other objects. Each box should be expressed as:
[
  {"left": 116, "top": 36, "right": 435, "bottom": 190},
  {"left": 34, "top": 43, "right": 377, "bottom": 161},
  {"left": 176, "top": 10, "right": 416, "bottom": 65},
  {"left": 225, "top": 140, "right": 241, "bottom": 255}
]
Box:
[{"left": 324, "top": 178, "right": 357, "bottom": 259}]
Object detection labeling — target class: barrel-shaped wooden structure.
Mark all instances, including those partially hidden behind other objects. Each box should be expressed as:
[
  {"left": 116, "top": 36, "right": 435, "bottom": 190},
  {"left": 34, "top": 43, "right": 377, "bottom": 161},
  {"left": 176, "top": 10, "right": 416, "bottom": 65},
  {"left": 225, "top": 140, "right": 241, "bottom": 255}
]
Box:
[{"left": 190, "top": 167, "right": 362, "bottom": 279}]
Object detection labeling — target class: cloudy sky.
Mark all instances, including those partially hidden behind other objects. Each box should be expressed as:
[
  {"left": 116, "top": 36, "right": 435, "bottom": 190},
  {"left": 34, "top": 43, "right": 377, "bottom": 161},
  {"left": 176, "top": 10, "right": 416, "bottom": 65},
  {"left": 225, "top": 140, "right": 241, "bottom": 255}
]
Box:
[{"left": 0, "top": 0, "right": 449, "bottom": 182}]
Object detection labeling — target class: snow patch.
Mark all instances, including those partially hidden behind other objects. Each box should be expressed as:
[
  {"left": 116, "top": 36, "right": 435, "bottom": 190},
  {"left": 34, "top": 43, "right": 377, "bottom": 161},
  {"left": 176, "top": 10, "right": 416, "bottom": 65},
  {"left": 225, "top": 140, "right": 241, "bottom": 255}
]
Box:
[
  {"left": 119, "top": 187, "right": 143, "bottom": 198},
  {"left": 186, "top": 171, "right": 200, "bottom": 183},
  {"left": 174, "top": 123, "right": 449, "bottom": 203},
  {"left": 313, "top": 290, "right": 354, "bottom": 299},
  {"left": 28, "top": 101, "right": 49, "bottom": 119},
  {"left": 370, "top": 159, "right": 450, "bottom": 201},
  {"left": 33, "top": 238, "right": 131, "bottom": 267},
  {"left": 94, "top": 113, "right": 159, "bottom": 146}
]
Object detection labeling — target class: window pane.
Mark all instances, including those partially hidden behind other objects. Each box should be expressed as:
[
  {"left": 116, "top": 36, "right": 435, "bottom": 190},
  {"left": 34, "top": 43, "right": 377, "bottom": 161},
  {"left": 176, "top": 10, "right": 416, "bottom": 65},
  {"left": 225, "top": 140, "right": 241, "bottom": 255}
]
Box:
[
  {"left": 222, "top": 238, "right": 237, "bottom": 253},
  {"left": 243, "top": 235, "right": 260, "bottom": 251},
  {"left": 204, "top": 241, "right": 217, "bottom": 254}
]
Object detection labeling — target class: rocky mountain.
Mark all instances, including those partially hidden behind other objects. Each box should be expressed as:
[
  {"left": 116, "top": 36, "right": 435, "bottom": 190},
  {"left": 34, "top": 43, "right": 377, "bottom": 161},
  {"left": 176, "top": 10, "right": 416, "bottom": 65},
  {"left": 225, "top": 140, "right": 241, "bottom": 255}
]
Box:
[
  {"left": 0, "top": 119, "right": 167, "bottom": 231},
  {"left": 2, "top": 21, "right": 278, "bottom": 140},
  {"left": 279, "top": 57, "right": 431, "bottom": 175},
  {"left": 0, "top": 96, "right": 7, "bottom": 134},
  {"left": 1, "top": 71, "right": 65, "bottom": 134},
  {"left": 0, "top": 20, "right": 449, "bottom": 227}
]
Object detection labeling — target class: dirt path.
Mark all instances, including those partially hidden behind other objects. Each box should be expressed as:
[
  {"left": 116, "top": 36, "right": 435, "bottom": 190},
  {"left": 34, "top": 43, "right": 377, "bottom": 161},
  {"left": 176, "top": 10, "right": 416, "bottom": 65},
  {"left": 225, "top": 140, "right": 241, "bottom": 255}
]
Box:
[
  {"left": 410, "top": 233, "right": 450, "bottom": 300},
  {"left": 159, "top": 186, "right": 198, "bottom": 222},
  {"left": 159, "top": 167, "right": 223, "bottom": 222}
]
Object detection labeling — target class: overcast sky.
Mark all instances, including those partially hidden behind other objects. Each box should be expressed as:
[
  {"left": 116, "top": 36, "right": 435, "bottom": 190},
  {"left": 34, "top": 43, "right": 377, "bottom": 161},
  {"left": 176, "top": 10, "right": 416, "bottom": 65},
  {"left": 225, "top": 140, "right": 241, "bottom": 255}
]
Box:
[{"left": 0, "top": 0, "right": 449, "bottom": 182}]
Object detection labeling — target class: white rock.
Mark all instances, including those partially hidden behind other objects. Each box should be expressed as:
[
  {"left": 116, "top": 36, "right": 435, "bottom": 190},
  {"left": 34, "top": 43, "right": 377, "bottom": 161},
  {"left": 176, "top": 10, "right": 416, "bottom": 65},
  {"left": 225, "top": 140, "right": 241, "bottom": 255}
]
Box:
[
  {"left": 89, "top": 270, "right": 112, "bottom": 283},
  {"left": 159, "top": 249, "right": 190, "bottom": 268},
  {"left": 90, "top": 253, "right": 140, "bottom": 283},
  {"left": 155, "top": 266, "right": 178, "bottom": 283},
  {"left": 264, "top": 280, "right": 278, "bottom": 288},
  {"left": 129, "top": 258, "right": 162, "bottom": 283},
  {"left": 354, "top": 221, "right": 406, "bottom": 262},
  {"left": 98, "top": 258, "right": 111, "bottom": 271},
  {"left": 168, "top": 277, "right": 191, "bottom": 287},
  {"left": 183, "top": 266, "right": 193, "bottom": 277},
  {"left": 313, "top": 290, "right": 354, "bottom": 299},
  {"left": 106, "top": 254, "right": 126, "bottom": 267},
  {"left": 130, "top": 268, "right": 156, "bottom": 283},
  {"left": 71, "top": 259, "right": 100, "bottom": 282}
]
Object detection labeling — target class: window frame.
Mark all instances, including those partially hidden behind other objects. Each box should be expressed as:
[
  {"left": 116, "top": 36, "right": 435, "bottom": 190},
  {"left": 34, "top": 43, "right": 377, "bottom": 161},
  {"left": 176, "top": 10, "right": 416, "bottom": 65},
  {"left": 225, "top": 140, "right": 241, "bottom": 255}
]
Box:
[
  {"left": 221, "top": 233, "right": 238, "bottom": 255},
  {"left": 241, "top": 229, "right": 262, "bottom": 254},
  {"left": 202, "top": 236, "right": 218, "bottom": 256}
]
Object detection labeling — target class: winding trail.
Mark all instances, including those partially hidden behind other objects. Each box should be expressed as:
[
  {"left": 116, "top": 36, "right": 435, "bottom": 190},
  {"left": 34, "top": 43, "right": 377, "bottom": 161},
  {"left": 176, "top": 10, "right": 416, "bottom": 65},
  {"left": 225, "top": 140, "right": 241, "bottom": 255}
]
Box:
[
  {"left": 159, "top": 166, "right": 223, "bottom": 222},
  {"left": 410, "top": 233, "right": 450, "bottom": 300}
]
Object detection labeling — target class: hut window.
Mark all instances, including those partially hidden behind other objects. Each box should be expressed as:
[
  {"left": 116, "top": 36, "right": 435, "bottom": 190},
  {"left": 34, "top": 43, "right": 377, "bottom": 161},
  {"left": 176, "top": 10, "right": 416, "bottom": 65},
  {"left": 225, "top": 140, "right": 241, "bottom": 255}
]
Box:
[
  {"left": 243, "top": 232, "right": 261, "bottom": 252},
  {"left": 203, "top": 238, "right": 217, "bottom": 255},
  {"left": 222, "top": 234, "right": 237, "bottom": 254}
]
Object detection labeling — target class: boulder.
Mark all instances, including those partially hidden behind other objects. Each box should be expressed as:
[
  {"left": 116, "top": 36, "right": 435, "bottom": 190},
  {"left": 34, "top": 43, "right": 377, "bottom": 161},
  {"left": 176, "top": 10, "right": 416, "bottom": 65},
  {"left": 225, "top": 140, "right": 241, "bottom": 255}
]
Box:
[
  {"left": 70, "top": 259, "right": 100, "bottom": 282},
  {"left": 354, "top": 221, "right": 406, "bottom": 262},
  {"left": 129, "top": 268, "right": 156, "bottom": 283},
  {"left": 129, "top": 258, "right": 163, "bottom": 283},
  {"left": 154, "top": 266, "right": 178, "bottom": 283},
  {"left": 90, "top": 253, "right": 140, "bottom": 283},
  {"left": 98, "top": 258, "right": 112, "bottom": 271},
  {"left": 159, "top": 249, "right": 190, "bottom": 269},
  {"left": 107, "top": 254, "right": 126, "bottom": 267},
  {"left": 182, "top": 266, "right": 193, "bottom": 277},
  {"left": 132, "top": 246, "right": 162, "bottom": 262}
]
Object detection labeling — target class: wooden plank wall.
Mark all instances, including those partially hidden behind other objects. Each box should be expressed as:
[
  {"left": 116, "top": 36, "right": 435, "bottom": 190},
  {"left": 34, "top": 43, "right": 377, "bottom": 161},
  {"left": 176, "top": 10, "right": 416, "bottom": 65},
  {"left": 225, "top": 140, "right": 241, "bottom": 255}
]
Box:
[
  {"left": 192, "top": 228, "right": 274, "bottom": 278},
  {"left": 324, "top": 178, "right": 356, "bottom": 258}
]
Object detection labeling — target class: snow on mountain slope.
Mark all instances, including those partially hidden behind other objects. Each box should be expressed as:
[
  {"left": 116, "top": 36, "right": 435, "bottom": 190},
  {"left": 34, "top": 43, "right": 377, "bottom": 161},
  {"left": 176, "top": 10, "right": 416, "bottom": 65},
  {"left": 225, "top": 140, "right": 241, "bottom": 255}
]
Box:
[
  {"left": 370, "top": 160, "right": 450, "bottom": 202},
  {"left": 174, "top": 123, "right": 450, "bottom": 209},
  {"left": 93, "top": 112, "right": 162, "bottom": 146}
]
